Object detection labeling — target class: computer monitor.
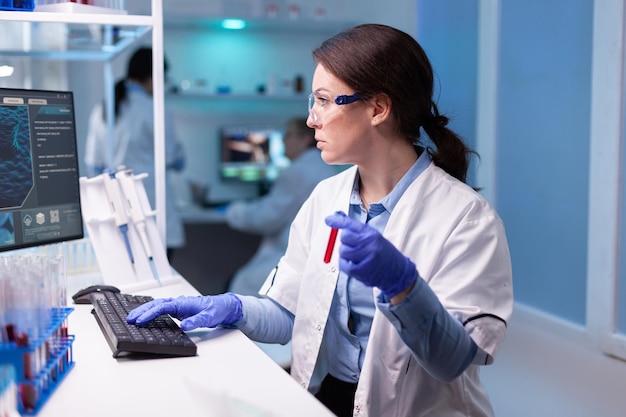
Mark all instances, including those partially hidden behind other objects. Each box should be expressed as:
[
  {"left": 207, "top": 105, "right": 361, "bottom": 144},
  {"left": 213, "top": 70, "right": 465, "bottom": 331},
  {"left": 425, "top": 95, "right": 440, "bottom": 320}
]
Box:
[
  {"left": 219, "top": 125, "right": 289, "bottom": 184},
  {"left": 0, "top": 88, "right": 84, "bottom": 253}
]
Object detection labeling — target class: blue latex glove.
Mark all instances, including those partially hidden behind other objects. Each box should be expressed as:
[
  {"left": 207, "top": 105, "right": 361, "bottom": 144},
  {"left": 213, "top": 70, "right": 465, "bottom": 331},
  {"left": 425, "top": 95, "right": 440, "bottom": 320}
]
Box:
[
  {"left": 325, "top": 213, "right": 418, "bottom": 299},
  {"left": 126, "top": 293, "right": 242, "bottom": 331}
]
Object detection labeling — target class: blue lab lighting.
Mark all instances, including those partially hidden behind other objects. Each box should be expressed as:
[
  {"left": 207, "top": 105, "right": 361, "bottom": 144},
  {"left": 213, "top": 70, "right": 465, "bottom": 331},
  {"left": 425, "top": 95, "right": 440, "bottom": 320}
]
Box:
[{"left": 222, "top": 19, "right": 247, "bottom": 30}]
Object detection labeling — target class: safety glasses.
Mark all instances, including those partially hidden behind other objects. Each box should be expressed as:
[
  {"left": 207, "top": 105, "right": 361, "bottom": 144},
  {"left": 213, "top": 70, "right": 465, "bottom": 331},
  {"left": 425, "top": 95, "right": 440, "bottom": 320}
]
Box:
[{"left": 308, "top": 92, "right": 361, "bottom": 123}]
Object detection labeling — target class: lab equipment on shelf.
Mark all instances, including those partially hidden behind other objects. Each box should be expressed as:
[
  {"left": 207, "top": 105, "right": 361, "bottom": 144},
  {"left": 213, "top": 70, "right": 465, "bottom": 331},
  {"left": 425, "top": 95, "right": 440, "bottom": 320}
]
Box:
[
  {"left": 0, "top": 0, "right": 34, "bottom": 11},
  {"left": 33, "top": 1, "right": 127, "bottom": 14},
  {"left": 90, "top": 291, "right": 197, "bottom": 358}
]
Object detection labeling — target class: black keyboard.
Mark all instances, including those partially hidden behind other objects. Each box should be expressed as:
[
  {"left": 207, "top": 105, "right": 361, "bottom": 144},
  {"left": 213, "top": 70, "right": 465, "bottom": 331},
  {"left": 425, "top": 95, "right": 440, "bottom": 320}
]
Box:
[{"left": 90, "top": 291, "right": 197, "bottom": 358}]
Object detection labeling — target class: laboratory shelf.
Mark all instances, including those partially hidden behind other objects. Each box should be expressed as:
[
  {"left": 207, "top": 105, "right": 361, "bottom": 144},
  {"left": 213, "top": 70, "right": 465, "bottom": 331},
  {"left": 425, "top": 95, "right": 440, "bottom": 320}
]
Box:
[
  {"left": 0, "top": 26, "right": 151, "bottom": 61},
  {"left": 165, "top": 16, "right": 355, "bottom": 34},
  {"left": 0, "top": 9, "right": 153, "bottom": 25},
  {"left": 166, "top": 91, "right": 307, "bottom": 101},
  {"left": 165, "top": 91, "right": 308, "bottom": 116},
  {"left": 0, "top": 4, "right": 156, "bottom": 60}
]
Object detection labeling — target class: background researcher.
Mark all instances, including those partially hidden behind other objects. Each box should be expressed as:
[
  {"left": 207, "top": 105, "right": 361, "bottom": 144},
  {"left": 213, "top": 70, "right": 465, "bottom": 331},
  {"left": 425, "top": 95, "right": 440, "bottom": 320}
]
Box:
[
  {"left": 84, "top": 47, "right": 186, "bottom": 261},
  {"left": 225, "top": 117, "right": 338, "bottom": 297}
]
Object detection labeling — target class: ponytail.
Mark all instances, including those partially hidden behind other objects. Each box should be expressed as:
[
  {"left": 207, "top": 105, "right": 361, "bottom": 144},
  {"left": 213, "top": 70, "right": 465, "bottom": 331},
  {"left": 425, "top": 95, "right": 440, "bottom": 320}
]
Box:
[
  {"left": 101, "top": 79, "right": 128, "bottom": 122},
  {"left": 422, "top": 101, "right": 474, "bottom": 184}
]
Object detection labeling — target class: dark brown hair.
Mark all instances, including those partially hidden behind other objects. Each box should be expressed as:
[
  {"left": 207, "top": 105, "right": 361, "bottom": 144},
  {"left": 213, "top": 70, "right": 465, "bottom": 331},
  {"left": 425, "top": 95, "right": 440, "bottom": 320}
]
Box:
[
  {"left": 103, "top": 47, "right": 168, "bottom": 120},
  {"left": 312, "top": 24, "right": 475, "bottom": 183}
]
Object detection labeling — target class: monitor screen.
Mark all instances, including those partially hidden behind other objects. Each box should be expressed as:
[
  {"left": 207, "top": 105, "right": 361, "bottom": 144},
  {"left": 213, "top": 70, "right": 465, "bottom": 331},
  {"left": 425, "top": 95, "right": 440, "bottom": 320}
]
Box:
[
  {"left": 219, "top": 125, "right": 289, "bottom": 183},
  {"left": 0, "top": 88, "right": 84, "bottom": 253}
]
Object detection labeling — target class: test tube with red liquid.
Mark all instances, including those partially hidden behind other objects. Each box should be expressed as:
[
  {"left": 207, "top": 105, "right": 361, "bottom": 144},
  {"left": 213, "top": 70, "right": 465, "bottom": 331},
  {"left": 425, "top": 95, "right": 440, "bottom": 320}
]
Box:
[{"left": 324, "top": 227, "right": 338, "bottom": 263}]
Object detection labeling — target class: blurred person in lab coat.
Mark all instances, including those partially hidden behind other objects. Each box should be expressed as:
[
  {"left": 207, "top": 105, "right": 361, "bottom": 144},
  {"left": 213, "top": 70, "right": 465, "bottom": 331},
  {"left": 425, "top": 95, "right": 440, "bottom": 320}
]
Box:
[
  {"left": 127, "top": 24, "right": 513, "bottom": 417},
  {"left": 84, "top": 47, "right": 186, "bottom": 261},
  {"left": 225, "top": 117, "right": 337, "bottom": 296}
]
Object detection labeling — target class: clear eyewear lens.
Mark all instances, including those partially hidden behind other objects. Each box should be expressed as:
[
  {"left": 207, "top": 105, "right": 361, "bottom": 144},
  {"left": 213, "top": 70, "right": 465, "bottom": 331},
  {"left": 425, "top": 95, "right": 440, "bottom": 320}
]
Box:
[
  {"left": 308, "top": 93, "right": 361, "bottom": 123},
  {"left": 307, "top": 93, "right": 318, "bottom": 122}
]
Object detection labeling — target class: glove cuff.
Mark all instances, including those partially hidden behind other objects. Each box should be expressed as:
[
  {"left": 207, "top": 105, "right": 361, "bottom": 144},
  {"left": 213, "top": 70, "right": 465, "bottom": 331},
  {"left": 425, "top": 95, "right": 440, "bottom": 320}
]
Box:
[{"left": 221, "top": 292, "right": 243, "bottom": 325}]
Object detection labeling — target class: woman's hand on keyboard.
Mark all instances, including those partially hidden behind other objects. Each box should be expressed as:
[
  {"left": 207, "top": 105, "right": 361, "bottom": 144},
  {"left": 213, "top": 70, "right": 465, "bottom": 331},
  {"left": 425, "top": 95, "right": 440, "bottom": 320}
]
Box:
[{"left": 126, "top": 293, "right": 243, "bottom": 331}]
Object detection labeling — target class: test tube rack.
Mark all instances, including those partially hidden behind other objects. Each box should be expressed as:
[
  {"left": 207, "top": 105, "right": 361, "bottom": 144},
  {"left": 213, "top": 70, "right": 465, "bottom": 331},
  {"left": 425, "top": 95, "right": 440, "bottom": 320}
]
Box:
[
  {"left": 0, "top": 307, "right": 75, "bottom": 415},
  {"left": 0, "top": 364, "right": 18, "bottom": 417},
  {"left": 0, "top": 0, "right": 35, "bottom": 11}
]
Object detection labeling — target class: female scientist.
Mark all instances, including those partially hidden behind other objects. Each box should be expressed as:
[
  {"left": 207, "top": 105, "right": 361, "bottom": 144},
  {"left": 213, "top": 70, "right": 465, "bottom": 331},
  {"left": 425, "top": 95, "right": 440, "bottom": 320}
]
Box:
[{"left": 127, "top": 24, "right": 513, "bottom": 417}]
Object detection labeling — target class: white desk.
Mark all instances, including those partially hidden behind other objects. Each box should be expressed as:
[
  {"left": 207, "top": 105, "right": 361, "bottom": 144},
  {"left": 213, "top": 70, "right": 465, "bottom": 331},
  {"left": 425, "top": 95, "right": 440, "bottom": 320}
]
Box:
[{"left": 38, "top": 276, "right": 334, "bottom": 417}]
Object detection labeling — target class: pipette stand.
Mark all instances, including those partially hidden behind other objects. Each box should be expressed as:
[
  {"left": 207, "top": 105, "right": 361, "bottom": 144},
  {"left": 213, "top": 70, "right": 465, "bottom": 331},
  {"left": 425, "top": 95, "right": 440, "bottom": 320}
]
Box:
[{"left": 79, "top": 171, "right": 180, "bottom": 293}]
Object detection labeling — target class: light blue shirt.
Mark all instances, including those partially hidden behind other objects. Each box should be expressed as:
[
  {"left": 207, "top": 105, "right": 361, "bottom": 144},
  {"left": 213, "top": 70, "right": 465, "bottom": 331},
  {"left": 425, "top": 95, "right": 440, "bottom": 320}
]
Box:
[
  {"left": 236, "top": 150, "right": 477, "bottom": 383},
  {"left": 323, "top": 150, "right": 431, "bottom": 382}
]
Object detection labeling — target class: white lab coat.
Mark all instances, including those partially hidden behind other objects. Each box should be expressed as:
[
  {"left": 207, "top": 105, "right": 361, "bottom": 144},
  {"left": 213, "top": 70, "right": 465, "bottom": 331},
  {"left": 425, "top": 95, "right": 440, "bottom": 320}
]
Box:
[
  {"left": 261, "top": 161, "right": 513, "bottom": 417},
  {"left": 226, "top": 148, "right": 338, "bottom": 296},
  {"left": 84, "top": 84, "right": 186, "bottom": 248}
]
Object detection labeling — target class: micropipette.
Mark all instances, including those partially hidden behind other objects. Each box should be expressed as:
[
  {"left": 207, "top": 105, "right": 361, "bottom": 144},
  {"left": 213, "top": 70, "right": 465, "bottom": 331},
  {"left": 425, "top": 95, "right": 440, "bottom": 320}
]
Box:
[
  {"left": 102, "top": 172, "right": 135, "bottom": 265},
  {"left": 115, "top": 169, "right": 161, "bottom": 284}
]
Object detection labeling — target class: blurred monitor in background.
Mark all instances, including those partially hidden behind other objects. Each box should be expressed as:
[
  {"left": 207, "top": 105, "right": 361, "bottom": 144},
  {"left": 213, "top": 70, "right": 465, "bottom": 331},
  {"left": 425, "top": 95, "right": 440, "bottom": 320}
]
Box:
[{"left": 224, "top": 117, "right": 337, "bottom": 296}]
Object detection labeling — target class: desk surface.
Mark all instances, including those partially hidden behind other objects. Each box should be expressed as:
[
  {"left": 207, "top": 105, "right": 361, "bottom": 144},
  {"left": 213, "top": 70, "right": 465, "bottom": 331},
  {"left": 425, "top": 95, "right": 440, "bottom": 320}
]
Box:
[{"left": 39, "top": 276, "right": 333, "bottom": 417}]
